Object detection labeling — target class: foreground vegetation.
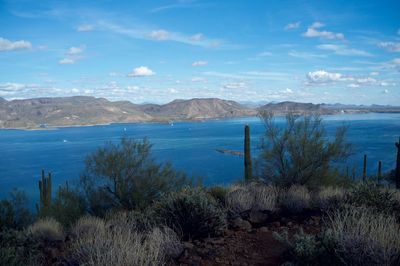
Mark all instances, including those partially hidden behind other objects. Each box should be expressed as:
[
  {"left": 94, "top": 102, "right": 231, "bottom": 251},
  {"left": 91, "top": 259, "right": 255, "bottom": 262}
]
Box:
[{"left": 1, "top": 113, "right": 399, "bottom": 265}]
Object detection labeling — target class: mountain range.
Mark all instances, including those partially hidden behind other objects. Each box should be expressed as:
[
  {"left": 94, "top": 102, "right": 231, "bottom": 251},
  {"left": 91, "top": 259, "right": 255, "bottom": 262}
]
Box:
[{"left": 0, "top": 96, "right": 399, "bottom": 129}]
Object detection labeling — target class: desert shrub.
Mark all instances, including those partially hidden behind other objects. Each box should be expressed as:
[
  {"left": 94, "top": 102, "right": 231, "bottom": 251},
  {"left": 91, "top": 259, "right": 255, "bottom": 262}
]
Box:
[
  {"left": 0, "top": 189, "right": 33, "bottom": 230},
  {"left": 27, "top": 217, "right": 63, "bottom": 242},
  {"left": 274, "top": 229, "right": 340, "bottom": 266},
  {"left": 314, "top": 186, "right": 348, "bottom": 211},
  {"left": 51, "top": 183, "right": 87, "bottom": 228},
  {"left": 258, "top": 112, "right": 352, "bottom": 189},
  {"left": 208, "top": 186, "right": 228, "bottom": 205},
  {"left": 80, "top": 138, "right": 190, "bottom": 215},
  {"left": 105, "top": 209, "right": 158, "bottom": 233},
  {"left": 154, "top": 187, "right": 227, "bottom": 240},
  {"left": 225, "top": 183, "right": 279, "bottom": 213},
  {"left": 67, "top": 221, "right": 179, "bottom": 266},
  {"left": 0, "top": 228, "right": 43, "bottom": 266},
  {"left": 71, "top": 216, "right": 106, "bottom": 239},
  {"left": 348, "top": 181, "right": 396, "bottom": 213},
  {"left": 326, "top": 206, "right": 400, "bottom": 266},
  {"left": 280, "top": 185, "right": 311, "bottom": 214}
]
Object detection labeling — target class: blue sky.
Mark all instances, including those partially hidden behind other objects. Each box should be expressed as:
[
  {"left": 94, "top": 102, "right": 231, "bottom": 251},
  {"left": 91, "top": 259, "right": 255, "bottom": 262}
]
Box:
[{"left": 0, "top": 0, "right": 399, "bottom": 105}]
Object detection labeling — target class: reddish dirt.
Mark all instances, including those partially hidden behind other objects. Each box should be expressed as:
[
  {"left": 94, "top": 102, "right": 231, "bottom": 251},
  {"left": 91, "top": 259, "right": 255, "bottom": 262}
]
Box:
[{"left": 175, "top": 228, "right": 285, "bottom": 266}]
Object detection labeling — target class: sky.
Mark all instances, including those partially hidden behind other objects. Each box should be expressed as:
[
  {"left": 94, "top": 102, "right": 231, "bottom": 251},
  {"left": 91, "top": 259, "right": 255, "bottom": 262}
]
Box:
[{"left": 0, "top": 0, "right": 399, "bottom": 105}]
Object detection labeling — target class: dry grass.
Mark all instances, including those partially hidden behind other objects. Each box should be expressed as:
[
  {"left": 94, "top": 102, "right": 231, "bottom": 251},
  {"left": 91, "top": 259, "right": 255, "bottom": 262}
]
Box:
[
  {"left": 71, "top": 216, "right": 106, "bottom": 239},
  {"left": 314, "top": 186, "right": 348, "bottom": 210},
  {"left": 280, "top": 185, "right": 311, "bottom": 213},
  {"left": 225, "top": 183, "right": 279, "bottom": 213},
  {"left": 67, "top": 216, "right": 180, "bottom": 266},
  {"left": 326, "top": 206, "right": 400, "bottom": 266},
  {"left": 27, "top": 217, "right": 63, "bottom": 241}
]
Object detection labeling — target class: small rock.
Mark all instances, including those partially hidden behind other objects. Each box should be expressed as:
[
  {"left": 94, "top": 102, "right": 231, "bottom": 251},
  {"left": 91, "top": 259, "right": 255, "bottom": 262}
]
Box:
[
  {"left": 183, "top": 242, "right": 194, "bottom": 250},
  {"left": 259, "top": 226, "right": 269, "bottom": 233},
  {"left": 248, "top": 210, "right": 269, "bottom": 225},
  {"left": 272, "top": 221, "right": 281, "bottom": 228},
  {"left": 287, "top": 221, "right": 293, "bottom": 227},
  {"left": 232, "top": 217, "right": 252, "bottom": 231}
]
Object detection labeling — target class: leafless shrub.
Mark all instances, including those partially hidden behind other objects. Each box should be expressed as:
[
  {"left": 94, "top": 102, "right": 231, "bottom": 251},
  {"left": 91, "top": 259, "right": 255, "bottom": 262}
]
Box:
[
  {"left": 71, "top": 216, "right": 106, "bottom": 239},
  {"left": 280, "top": 185, "right": 311, "bottom": 213},
  {"left": 326, "top": 206, "right": 400, "bottom": 266},
  {"left": 314, "top": 186, "right": 348, "bottom": 210},
  {"left": 27, "top": 217, "right": 63, "bottom": 241}
]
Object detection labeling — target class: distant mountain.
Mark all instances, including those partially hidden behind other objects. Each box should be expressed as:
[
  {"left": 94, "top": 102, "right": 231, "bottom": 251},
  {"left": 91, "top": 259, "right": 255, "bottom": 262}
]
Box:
[
  {"left": 139, "top": 98, "right": 256, "bottom": 120},
  {"left": 257, "top": 101, "right": 336, "bottom": 115},
  {"left": 0, "top": 96, "right": 399, "bottom": 129},
  {"left": 0, "top": 96, "right": 151, "bottom": 129}
]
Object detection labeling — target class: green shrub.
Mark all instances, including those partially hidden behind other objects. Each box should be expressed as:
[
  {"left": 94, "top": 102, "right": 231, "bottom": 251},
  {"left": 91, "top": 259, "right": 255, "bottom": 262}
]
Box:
[
  {"left": 80, "top": 138, "right": 190, "bottom": 215},
  {"left": 0, "top": 189, "right": 33, "bottom": 230},
  {"left": 274, "top": 229, "right": 340, "bottom": 266},
  {"left": 154, "top": 187, "right": 227, "bottom": 240},
  {"left": 208, "top": 186, "right": 228, "bottom": 205},
  {"left": 0, "top": 228, "right": 42, "bottom": 266},
  {"left": 348, "top": 181, "right": 396, "bottom": 213}
]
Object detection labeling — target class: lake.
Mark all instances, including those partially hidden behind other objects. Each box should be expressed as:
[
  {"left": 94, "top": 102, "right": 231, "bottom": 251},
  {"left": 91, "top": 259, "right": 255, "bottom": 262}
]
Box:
[{"left": 0, "top": 113, "right": 399, "bottom": 203}]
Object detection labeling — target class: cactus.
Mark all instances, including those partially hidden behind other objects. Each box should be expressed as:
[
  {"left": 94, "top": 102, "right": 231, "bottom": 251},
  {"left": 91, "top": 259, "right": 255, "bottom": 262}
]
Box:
[
  {"left": 363, "top": 154, "right": 367, "bottom": 181},
  {"left": 396, "top": 137, "right": 400, "bottom": 189},
  {"left": 244, "top": 124, "right": 252, "bottom": 181},
  {"left": 377, "top": 161, "right": 382, "bottom": 181},
  {"left": 37, "top": 169, "right": 52, "bottom": 216}
]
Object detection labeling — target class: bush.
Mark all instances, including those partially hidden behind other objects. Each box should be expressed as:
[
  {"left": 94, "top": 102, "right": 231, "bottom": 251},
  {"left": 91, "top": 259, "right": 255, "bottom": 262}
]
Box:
[
  {"left": 314, "top": 186, "right": 348, "bottom": 211},
  {"left": 80, "top": 138, "right": 190, "bottom": 215},
  {"left": 27, "top": 218, "right": 63, "bottom": 242},
  {"left": 280, "top": 185, "right": 311, "bottom": 214},
  {"left": 71, "top": 216, "right": 106, "bottom": 239},
  {"left": 274, "top": 229, "right": 340, "bottom": 266},
  {"left": 225, "top": 183, "right": 279, "bottom": 213},
  {"left": 208, "top": 186, "right": 228, "bottom": 205},
  {"left": 326, "top": 206, "right": 400, "bottom": 266},
  {"left": 348, "top": 181, "right": 396, "bottom": 213},
  {"left": 0, "top": 229, "right": 42, "bottom": 266},
  {"left": 154, "top": 187, "right": 227, "bottom": 240},
  {"left": 67, "top": 217, "right": 179, "bottom": 266},
  {"left": 0, "top": 189, "right": 33, "bottom": 230},
  {"left": 258, "top": 112, "right": 352, "bottom": 189}
]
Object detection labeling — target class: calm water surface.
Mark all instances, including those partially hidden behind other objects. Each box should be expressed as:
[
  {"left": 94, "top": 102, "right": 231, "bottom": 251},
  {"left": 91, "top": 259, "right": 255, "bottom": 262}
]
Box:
[{"left": 0, "top": 113, "right": 399, "bottom": 203}]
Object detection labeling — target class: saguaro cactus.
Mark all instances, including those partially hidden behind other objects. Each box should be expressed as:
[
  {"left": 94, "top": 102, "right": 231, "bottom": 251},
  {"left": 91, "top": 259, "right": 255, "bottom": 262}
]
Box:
[
  {"left": 363, "top": 154, "right": 367, "bottom": 181},
  {"left": 396, "top": 137, "right": 400, "bottom": 189},
  {"left": 37, "top": 169, "right": 52, "bottom": 215},
  {"left": 377, "top": 161, "right": 382, "bottom": 181},
  {"left": 244, "top": 124, "right": 252, "bottom": 181}
]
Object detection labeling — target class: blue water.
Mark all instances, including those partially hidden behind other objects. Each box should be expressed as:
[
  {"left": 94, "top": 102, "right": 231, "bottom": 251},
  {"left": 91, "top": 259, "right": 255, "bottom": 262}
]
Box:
[{"left": 0, "top": 113, "right": 399, "bottom": 203}]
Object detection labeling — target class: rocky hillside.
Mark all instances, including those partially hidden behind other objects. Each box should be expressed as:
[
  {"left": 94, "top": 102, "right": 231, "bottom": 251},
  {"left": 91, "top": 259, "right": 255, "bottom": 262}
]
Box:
[
  {"left": 0, "top": 96, "right": 152, "bottom": 129},
  {"left": 139, "top": 98, "right": 256, "bottom": 120},
  {"left": 257, "top": 101, "right": 336, "bottom": 115}
]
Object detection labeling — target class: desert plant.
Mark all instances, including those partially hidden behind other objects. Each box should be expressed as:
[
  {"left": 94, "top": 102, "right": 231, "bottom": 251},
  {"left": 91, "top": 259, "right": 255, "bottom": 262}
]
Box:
[
  {"left": 314, "top": 186, "right": 348, "bottom": 211},
  {"left": 67, "top": 222, "right": 179, "bottom": 266},
  {"left": 280, "top": 185, "right": 311, "bottom": 214},
  {"left": 348, "top": 181, "right": 396, "bottom": 213},
  {"left": 154, "top": 187, "right": 227, "bottom": 240},
  {"left": 258, "top": 112, "right": 352, "bottom": 189},
  {"left": 27, "top": 217, "right": 63, "bottom": 242},
  {"left": 326, "top": 206, "right": 400, "bottom": 266},
  {"left": 37, "top": 170, "right": 52, "bottom": 217},
  {"left": 244, "top": 124, "right": 253, "bottom": 181},
  {"left": 80, "top": 138, "right": 190, "bottom": 215},
  {"left": 225, "top": 183, "right": 279, "bottom": 213},
  {"left": 0, "top": 189, "right": 33, "bottom": 230},
  {"left": 208, "top": 185, "right": 229, "bottom": 205},
  {"left": 0, "top": 228, "right": 43, "bottom": 266},
  {"left": 71, "top": 216, "right": 106, "bottom": 239}
]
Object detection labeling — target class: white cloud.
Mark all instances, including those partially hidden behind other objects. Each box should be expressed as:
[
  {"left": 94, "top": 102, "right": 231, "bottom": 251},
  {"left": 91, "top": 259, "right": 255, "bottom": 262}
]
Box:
[
  {"left": 307, "top": 70, "right": 343, "bottom": 83},
  {"left": 378, "top": 42, "right": 400, "bottom": 52},
  {"left": 347, "top": 83, "right": 360, "bottom": 88},
  {"left": 148, "top": 30, "right": 170, "bottom": 40},
  {"left": 59, "top": 58, "right": 75, "bottom": 64},
  {"left": 127, "top": 66, "right": 155, "bottom": 77},
  {"left": 284, "top": 21, "right": 300, "bottom": 30},
  {"left": 0, "top": 37, "right": 31, "bottom": 51},
  {"left": 317, "top": 44, "right": 372, "bottom": 57},
  {"left": 288, "top": 50, "right": 326, "bottom": 58},
  {"left": 370, "top": 72, "right": 379, "bottom": 76},
  {"left": 67, "top": 46, "right": 84, "bottom": 55},
  {"left": 77, "top": 24, "right": 94, "bottom": 32},
  {"left": 190, "top": 33, "right": 203, "bottom": 42},
  {"left": 192, "top": 60, "right": 208, "bottom": 67},
  {"left": 223, "top": 82, "right": 247, "bottom": 89},
  {"left": 382, "top": 89, "right": 389, "bottom": 94},
  {"left": 257, "top": 51, "right": 272, "bottom": 57},
  {"left": 191, "top": 77, "right": 205, "bottom": 82},
  {"left": 303, "top": 22, "right": 344, "bottom": 40}
]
